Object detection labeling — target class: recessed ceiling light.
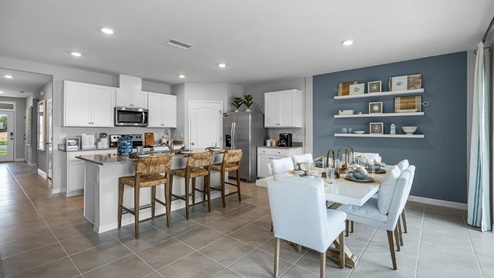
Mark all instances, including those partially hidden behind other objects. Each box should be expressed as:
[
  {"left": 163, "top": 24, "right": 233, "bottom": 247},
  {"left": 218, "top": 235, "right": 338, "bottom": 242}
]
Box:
[
  {"left": 178, "top": 74, "right": 186, "bottom": 79},
  {"left": 71, "top": 52, "right": 82, "bottom": 57},
  {"left": 218, "top": 63, "right": 226, "bottom": 68},
  {"left": 342, "top": 40, "right": 354, "bottom": 46},
  {"left": 4, "top": 75, "right": 13, "bottom": 79},
  {"left": 0, "top": 91, "right": 4, "bottom": 94},
  {"left": 100, "top": 27, "right": 114, "bottom": 35}
]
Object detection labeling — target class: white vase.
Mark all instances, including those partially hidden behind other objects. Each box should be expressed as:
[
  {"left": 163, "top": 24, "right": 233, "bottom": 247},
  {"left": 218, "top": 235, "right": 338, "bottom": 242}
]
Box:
[
  {"left": 246, "top": 108, "right": 251, "bottom": 112},
  {"left": 234, "top": 109, "right": 239, "bottom": 112}
]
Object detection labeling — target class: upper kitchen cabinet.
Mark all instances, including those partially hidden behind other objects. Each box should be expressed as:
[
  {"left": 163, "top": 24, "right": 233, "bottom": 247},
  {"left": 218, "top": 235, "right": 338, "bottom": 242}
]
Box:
[
  {"left": 264, "top": 89, "right": 303, "bottom": 128},
  {"left": 64, "top": 81, "right": 115, "bottom": 127},
  {"left": 115, "top": 89, "right": 148, "bottom": 108},
  {"left": 147, "top": 93, "right": 177, "bottom": 128}
]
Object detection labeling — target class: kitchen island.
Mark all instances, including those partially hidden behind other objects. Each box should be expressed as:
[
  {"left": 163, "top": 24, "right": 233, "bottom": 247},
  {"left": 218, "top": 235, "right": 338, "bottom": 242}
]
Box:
[{"left": 77, "top": 152, "right": 224, "bottom": 233}]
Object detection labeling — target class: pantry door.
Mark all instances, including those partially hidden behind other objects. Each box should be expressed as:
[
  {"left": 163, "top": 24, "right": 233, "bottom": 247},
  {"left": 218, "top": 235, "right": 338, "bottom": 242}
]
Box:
[
  {"left": 188, "top": 101, "right": 222, "bottom": 150},
  {"left": 0, "top": 110, "right": 15, "bottom": 162}
]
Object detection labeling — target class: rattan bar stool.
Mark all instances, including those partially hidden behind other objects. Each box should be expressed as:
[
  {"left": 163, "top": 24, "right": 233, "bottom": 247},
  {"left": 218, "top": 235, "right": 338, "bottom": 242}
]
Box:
[
  {"left": 118, "top": 155, "right": 172, "bottom": 239},
  {"left": 210, "top": 149, "right": 242, "bottom": 207},
  {"left": 169, "top": 151, "right": 213, "bottom": 219}
]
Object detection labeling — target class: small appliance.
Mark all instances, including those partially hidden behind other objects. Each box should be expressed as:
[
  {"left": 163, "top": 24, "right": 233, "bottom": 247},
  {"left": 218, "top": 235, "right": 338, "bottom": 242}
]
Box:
[
  {"left": 114, "top": 107, "right": 149, "bottom": 127},
  {"left": 278, "top": 133, "right": 292, "bottom": 147},
  {"left": 65, "top": 137, "right": 80, "bottom": 151}
]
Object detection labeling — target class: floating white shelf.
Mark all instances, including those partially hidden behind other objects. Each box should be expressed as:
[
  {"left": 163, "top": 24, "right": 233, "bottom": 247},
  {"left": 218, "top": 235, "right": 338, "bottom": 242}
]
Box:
[
  {"left": 334, "top": 112, "right": 424, "bottom": 118},
  {"left": 334, "top": 88, "right": 424, "bottom": 100},
  {"left": 334, "top": 133, "right": 424, "bottom": 139}
]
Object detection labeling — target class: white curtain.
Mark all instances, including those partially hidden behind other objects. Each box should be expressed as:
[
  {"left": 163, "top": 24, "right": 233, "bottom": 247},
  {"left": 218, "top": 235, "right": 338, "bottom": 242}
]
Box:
[{"left": 467, "top": 42, "right": 491, "bottom": 231}]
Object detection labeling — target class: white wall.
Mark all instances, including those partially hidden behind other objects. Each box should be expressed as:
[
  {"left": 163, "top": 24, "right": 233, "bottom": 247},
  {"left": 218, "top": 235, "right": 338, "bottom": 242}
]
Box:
[{"left": 0, "top": 96, "right": 26, "bottom": 161}]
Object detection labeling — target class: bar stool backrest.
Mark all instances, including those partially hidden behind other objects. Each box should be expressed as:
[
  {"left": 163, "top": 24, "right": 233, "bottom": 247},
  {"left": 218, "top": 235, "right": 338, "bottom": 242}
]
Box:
[
  {"left": 224, "top": 149, "right": 242, "bottom": 164},
  {"left": 136, "top": 156, "right": 172, "bottom": 176},
  {"left": 187, "top": 151, "right": 214, "bottom": 168}
]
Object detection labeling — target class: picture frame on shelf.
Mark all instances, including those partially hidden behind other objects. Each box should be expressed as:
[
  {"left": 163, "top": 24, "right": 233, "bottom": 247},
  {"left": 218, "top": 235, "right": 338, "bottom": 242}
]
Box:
[
  {"left": 368, "top": 81, "right": 382, "bottom": 93},
  {"left": 349, "top": 83, "right": 365, "bottom": 95},
  {"left": 337, "top": 81, "right": 358, "bottom": 96},
  {"left": 407, "top": 74, "right": 422, "bottom": 89},
  {"left": 369, "top": 102, "right": 383, "bottom": 114},
  {"left": 394, "top": 96, "right": 422, "bottom": 112},
  {"left": 369, "top": 122, "right": 384, "bottom": 134},
  {"left": 390, "top": 75, "right": 408, "bottom": 91}
]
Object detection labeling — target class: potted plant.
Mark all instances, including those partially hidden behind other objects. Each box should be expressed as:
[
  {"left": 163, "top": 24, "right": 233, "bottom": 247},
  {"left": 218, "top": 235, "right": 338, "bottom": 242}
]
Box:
[
  {"left": 243, "top": 94, "right": 254, "bottom": 112},
  {"left": 232, "top": 97, "right": 243, "bottom": 112}
]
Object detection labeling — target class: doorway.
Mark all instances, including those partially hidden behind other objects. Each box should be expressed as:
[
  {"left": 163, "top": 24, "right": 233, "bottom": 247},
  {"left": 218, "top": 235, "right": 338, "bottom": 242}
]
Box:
[
  {"left": 0, "top": 110, "right": 15, "bottom": 162},
  {"left": 188, "top": 101, "right": 222, "bottom": 150}
]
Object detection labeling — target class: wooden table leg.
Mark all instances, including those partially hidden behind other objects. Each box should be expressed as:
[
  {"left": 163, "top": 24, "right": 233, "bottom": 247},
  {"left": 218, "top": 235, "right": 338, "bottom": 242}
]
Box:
[{"left": 326, "top": 236, "right": 358, "bottom": 268}]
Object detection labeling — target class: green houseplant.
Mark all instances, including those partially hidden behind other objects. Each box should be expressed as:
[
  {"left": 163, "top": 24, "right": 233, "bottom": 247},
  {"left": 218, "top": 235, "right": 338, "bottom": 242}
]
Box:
[
  {"left": 232, "top": 97, "right": 243, "bottom": 112},
  {"left": 243, "top": 94, "right": 254, "bottom": 112}
]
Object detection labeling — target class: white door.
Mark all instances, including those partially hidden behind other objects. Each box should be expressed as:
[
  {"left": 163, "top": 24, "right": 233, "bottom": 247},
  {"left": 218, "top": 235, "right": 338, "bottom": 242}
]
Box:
[
  {"left": 189, "top": 101, "right": 222, "bottom": 150},
  {"left": 0, "top": 111, "right": 15, "bottom": 162},
  {"left": 46, "top": 99, "right": 53, "bottom": 180}
]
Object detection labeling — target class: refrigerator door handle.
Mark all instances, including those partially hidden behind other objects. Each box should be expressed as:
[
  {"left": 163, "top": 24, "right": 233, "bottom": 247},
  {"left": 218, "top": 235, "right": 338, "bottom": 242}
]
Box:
[{"left": 232, "top": 122, "right": 236, "bottom": 149}]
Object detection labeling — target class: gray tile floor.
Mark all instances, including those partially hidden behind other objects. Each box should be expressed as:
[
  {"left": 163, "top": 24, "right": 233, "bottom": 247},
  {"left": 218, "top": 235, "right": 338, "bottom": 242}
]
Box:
[{"left": 0, "top": 162, "right": 493, "bottom": 277}]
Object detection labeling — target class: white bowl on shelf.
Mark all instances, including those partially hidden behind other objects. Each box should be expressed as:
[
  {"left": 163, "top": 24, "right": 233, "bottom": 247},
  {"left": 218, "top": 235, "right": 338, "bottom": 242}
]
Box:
[
  {"left": 402, "top": 126, "right": 417, "bottom": 135},
  {"left": 353, "top": 130, "right": 365, "bottom": 134}
]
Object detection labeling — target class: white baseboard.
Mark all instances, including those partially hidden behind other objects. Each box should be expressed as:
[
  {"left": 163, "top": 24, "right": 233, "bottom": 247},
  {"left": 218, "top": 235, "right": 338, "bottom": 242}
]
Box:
[
  {"left": 408, "top": 195, "right": 467, "bottom": 210},
  {"left": 27, "top": 161, "right": 36, "bottom": 166},
  {"left": 51, "top": 188, "right": 60, "bottom": 194},
  {"left": 14, "top": 158, "right": 24, "bottom": 162},
  {"left": 37, "top": 169, "right": 47, "bottom": 180}
]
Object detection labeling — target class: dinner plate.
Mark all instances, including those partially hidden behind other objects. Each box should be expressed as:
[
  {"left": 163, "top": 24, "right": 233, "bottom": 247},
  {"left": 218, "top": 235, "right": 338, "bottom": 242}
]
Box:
[
  {"left": 345, "top": 175, "right": 375, "bottom": 183},
  {"left": 180, "top": 150, "right": 194, "bottom": 154},
  {"left": 207, "top": 147, "right": 221, "bottom": 151},
  {"left": 137, "top": 154, "right": 150, "bottom": 158}
]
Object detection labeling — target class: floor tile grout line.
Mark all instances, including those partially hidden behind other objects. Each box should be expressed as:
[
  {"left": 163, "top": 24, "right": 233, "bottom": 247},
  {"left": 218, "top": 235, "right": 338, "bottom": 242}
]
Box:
[
  {"left": 413, "top": 205, "right": 425, "bottom": 278},
  {"left": 4, "top": 164, "right": 84, "bottom": 278},
  {"left": 462, "top": 210, "right": 485, "bottom": 278}
]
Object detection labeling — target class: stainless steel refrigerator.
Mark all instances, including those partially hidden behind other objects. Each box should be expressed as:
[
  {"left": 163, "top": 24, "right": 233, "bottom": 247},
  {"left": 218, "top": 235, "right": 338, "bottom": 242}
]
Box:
[{"left": 223, "top": 112, "right": 266, "bottom": 182}]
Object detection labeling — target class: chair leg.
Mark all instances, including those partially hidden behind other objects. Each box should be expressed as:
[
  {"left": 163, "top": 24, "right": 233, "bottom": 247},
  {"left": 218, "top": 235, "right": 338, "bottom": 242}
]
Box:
[
  {"left": 339, "top": 231, "right": 345, "bottom": 268},
  {"left": 206, "top": 174, "right": 211, "bottom": 212},
  {"left": 296, "top": 244, "right": 302, "bottom": 253},
  {"left": 401, "top": 209, "right": 408, "bottom": 233},
  {"left": 236, "top": 169, "right": 242, "bottom": 202},
  {"left": 185, "top": 177, "right": 190, "bottom": 220},
  {"left": 192, "top": 177, "right": 196, "bottom": 205},
  {"left": 151, "top": 186, "right": 156, "bottom": 218},
  {"left": 350, "top": 220, "right": 355, "bottom": 233},
  {"left": 165, "top": 182, "right": 171, "bottom": 228},
  {"left": 397, "top": 217, "right": 404, "bottom": 246},
  {"left": 387, "top": 230, "right": 397, "bottom": 270},
  {"left": 274, "top": 238, "right": 280, "bottom": 278},
  {"left": 221, "top": 171, "right": 226, "bottom": 208},
  {"left": 118, "top": 181, "right": 124, "bottom": 229},
  {"left": 394, "top": 227, "right": 401, "bottom": 251},
  {"left": 320, "top": 251, "right": 326, "bottom": 278},
  {"left": 345, "top": 220, "right": 349, "bottom": 237},
  {"left": 134, "top": 186, "right": 140, "bottom": 239}
]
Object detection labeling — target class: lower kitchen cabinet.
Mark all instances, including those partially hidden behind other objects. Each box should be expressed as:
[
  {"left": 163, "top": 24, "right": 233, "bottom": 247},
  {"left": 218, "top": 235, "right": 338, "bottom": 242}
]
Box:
[{"left": 257, "top": 146, "right": 302, "bottom": 178}]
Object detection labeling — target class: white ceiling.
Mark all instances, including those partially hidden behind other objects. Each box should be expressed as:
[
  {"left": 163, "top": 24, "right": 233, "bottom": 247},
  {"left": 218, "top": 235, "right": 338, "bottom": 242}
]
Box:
[
  {"left": 0, "top": 0, "right": 493, "bottom": 86},
  {"left": 0, "top": 68, "right": 52, "bottom": 98}
]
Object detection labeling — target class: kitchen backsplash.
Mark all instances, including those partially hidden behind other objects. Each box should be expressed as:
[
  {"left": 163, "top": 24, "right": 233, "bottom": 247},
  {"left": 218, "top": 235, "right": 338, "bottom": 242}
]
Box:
[{"left": 59, "top": 127, "right": 177, "bottom": 145}]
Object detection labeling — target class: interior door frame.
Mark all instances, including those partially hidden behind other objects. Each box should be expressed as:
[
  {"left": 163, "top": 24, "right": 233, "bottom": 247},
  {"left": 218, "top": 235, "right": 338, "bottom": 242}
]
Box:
[
  {"left": 46, "top": 99, "right": 53, "bottom": 180},
  {"left": 188, "top": 100, "right": 223, "bottom": 150},
  {"left": 0, "top": 101, "right": 17, "bottom": 162}
]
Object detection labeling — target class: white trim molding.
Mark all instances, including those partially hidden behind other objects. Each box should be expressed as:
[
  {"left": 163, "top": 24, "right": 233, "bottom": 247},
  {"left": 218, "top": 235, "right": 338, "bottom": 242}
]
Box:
[
  {"left": 408, "top": 195, "right": 467, "bottom": 210},
  {"left": 26, "top": 161, "right": 37, "bottom": 167},
  {"left": 37, "top": 168, "right": 47, "bottom": 179},
  {"left": 14, "top": 158, "right": 25, "bottom": 162}
]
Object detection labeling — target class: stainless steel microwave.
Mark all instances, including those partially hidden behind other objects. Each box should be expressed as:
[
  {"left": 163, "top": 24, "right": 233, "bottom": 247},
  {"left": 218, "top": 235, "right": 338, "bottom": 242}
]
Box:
[{"left": 114, "top": 107, "right": 149, "bottom": 127}]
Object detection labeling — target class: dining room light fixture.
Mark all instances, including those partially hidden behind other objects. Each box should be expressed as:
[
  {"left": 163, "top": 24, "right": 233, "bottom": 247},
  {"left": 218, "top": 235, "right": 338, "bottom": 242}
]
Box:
[
  {"left": 178, "top": 74, "right": 186, "bottom": 79},
  {"left": 342, "top": 40, "right": 354, "bottom": 46},
  {"left": 71, "top": 52, "right": 82, "bottom": 57},
  {"left": 218, "top": 63, "right": 226, "bottom": 68},
  {"left": 3, "top": 75, "right": 13, "bottom": 79},
  {"left": 99, "top": 27, "right": 114, "bottom": 35}
]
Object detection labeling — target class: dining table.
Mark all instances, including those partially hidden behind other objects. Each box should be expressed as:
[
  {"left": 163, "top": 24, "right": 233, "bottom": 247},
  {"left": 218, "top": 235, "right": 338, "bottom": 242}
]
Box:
[{"left": 256, "top": 166, "right": 387, "bottom": 268}]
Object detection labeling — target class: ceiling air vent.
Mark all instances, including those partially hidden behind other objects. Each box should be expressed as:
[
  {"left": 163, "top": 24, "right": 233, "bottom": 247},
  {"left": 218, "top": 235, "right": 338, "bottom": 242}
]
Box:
[{"left": 166, "top": 39, "right": 193, "bottom": 50}]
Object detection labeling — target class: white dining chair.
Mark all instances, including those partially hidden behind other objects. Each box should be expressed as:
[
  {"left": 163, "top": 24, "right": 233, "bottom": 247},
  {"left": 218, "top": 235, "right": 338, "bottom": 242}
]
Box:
[
  {"left": 267, "top": 177, "right": 347, "bottom": 278},
  {"left": 292, "top": 153, "right": 314, "bottom": 164},
  {"left": 354, "top": 152, "right": 382, "bottom": 163},
  {"left": 337, "top": 167, "right": 412, "bottom": 270},
  {"left": 396, "top": 165, "right": 415, "bottom": 247},
  {"left": 267, "top": 157, "right": 295, "bottom": 180}
]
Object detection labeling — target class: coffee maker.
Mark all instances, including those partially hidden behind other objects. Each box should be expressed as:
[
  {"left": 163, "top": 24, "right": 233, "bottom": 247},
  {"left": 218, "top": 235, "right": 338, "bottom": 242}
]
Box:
[{"left": 278, "top": 133, "right": 292, "bottom": 147}]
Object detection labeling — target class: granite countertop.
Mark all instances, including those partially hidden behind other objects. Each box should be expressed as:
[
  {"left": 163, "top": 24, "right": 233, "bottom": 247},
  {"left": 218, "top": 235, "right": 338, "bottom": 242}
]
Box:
[{"left": 257, "top": 146, "right": 303, "bottom": 149}]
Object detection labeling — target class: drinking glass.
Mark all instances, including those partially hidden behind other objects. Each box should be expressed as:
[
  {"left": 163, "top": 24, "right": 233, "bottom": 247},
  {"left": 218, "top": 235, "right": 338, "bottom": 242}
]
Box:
[
  {"left": 348, "top": 127, "right": 353, "bottom": 134},
  {"left": 342, "top": 128, "right": 348, "bottom": 134},
  {"left": 327, "top": 167, "right": 335, "bottom": 184}
]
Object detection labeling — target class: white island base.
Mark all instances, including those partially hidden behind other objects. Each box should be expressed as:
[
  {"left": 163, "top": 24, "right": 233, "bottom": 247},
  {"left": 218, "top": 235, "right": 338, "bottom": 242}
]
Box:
[{"left": 80, "top": 154, "right": 225, "bottom": 234}]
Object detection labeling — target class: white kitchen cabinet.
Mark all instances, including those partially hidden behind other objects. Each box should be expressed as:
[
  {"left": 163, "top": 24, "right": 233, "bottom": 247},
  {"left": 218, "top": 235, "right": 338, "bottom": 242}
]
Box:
[
  {"left": 147, "top": 93, "right": 177, "bottom": 128},
  {"left": 264, "top": 89, "right": 303, "bottom": 128},
  {"left": 64, "top": 81, "right": 115, "bottom": 127},
  {"left": 61, "top": 149, "right": 117, "bottom": 197},
  {"left": 115, "top": 89, "right": 148, "bottom": 108},
  {"left": 257, "top": 147, "right": 303, "bottom": 178}
]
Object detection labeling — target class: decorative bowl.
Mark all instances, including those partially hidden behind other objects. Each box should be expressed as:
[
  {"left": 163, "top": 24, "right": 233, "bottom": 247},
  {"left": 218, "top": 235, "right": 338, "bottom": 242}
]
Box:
[
  {"left": 353, "top": 130, "right": 365, "bottom": 134},
  {"left": 402, "top": 126, "right": 417, "bottom": 135},
  {"left": 350, "top": 171, "right": 368, "bottom": 180}
]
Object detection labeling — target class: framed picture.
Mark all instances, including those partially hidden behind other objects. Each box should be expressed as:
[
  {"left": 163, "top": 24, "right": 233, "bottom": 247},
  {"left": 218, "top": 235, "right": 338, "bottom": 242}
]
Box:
[
  {"left": 394, "top": 96, "right": 422, "bottom": 112},
  {"left": 369, "top": 122, "right": 384, "bottom": 134},
  {"left": 407, "top": 74, "right": 422, "bottom": 89},
  {"left": 390, "top": 75, "right": 408, "bottom": 91},
  {"left": 368, "top": 81, "right": 382, "bottom": 93},
  {"left": 337, "top": 81, "right": 358, "bottom": 96},
  {"left": 369, "top": 102, "right": 383, "bottom": 114},
  {"left": 349, "top": 83, "right": 365, "bottom": 95}
]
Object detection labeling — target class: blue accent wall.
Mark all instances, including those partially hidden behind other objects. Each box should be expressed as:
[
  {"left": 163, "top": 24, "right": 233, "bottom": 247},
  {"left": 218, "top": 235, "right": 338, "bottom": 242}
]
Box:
[{"left": 313, "top": 52, "right": 467, "bottom": 203}]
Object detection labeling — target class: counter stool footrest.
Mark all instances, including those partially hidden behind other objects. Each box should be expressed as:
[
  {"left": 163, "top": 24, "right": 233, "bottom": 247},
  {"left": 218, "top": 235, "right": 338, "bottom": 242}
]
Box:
[{"left": 121, "top": 204, "right": 153, "bottom": 215}]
